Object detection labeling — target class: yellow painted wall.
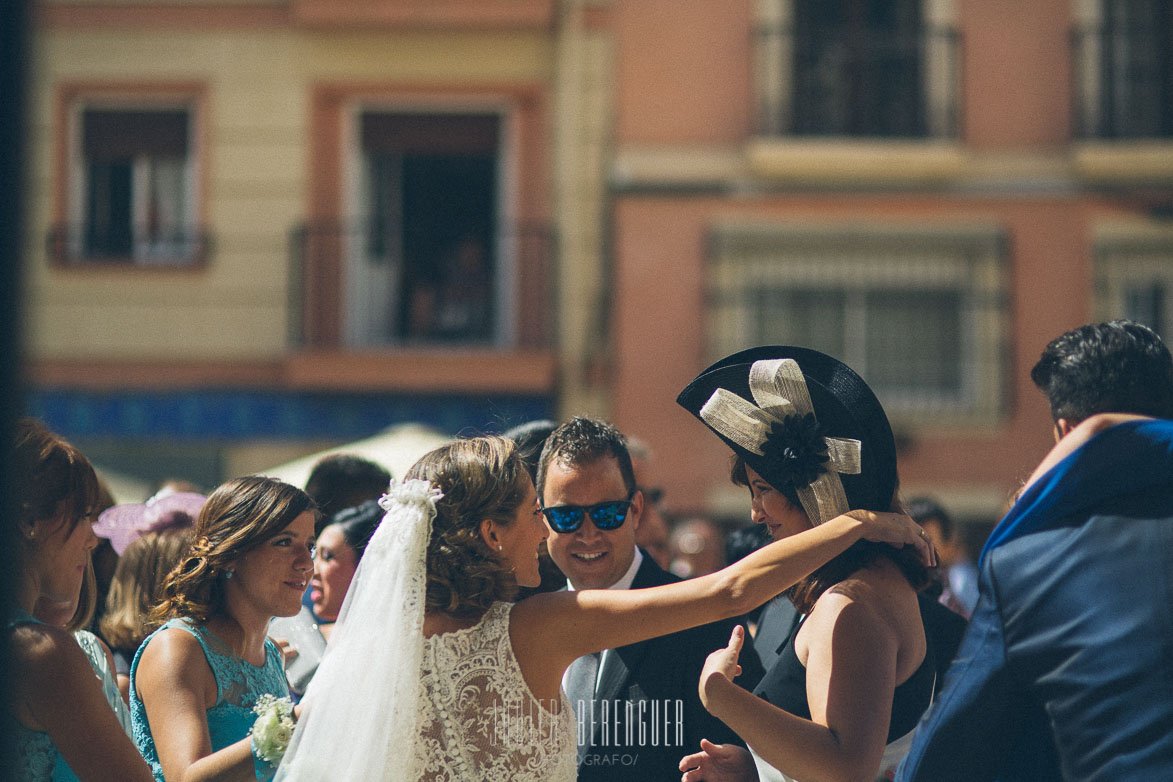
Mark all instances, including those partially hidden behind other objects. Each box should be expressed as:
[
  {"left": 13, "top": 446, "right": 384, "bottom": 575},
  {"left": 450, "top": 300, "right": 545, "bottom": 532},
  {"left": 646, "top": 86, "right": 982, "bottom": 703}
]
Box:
[{"left": 25, "top": 25, "right": 553, "bottom": 360}]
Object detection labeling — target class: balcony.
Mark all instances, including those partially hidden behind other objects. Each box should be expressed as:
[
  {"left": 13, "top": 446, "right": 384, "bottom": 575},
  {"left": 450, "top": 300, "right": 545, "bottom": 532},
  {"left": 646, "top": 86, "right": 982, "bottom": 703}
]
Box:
[
  {"left": 1072, "top": 25, "right": 1173, "bottom": 140},
  {"left": 46, "top": 224, "right": 213, "bottom": 268},
  {"left": 289, "top": 220, "right": 557, "bottom": 354},
  {"left": 753, "top": 23, "right": 963, "bottom": 139}
]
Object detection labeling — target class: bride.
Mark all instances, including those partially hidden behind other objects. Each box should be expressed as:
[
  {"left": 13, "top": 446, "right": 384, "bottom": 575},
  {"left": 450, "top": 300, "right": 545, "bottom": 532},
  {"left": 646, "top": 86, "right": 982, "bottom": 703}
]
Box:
[{"left": 278, "top": 435, "right": 933, "bottom": 781}]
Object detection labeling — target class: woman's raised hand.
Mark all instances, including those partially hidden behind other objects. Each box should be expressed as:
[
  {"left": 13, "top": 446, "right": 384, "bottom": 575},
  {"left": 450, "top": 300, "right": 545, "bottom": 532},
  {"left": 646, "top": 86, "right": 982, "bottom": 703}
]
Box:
[
  {"left": 841, "top": 509, "right": 937, "bottom": 568},
  {"left": 698, "top": 625, "right": 745, "bottom": 710}
]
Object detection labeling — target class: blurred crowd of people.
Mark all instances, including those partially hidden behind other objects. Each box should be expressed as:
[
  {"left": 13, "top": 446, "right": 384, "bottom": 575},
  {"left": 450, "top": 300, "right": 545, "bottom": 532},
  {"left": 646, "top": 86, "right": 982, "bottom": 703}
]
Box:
[{"left": 7, "top": 319, "right": 1173, "bottom": 781}]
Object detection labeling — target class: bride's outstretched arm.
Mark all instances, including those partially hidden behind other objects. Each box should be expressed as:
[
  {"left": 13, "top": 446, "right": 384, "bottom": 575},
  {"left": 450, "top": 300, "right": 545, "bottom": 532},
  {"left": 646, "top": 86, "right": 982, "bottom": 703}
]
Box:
[{"left": 513, "top": 509, "right": 933, "bottom": 681}]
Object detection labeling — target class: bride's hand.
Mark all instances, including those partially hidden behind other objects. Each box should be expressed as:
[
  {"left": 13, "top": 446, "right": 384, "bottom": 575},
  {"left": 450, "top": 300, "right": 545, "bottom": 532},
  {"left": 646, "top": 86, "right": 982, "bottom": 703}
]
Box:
[{"left": 841, "top": 509, "right": 937, "bottom": 568}]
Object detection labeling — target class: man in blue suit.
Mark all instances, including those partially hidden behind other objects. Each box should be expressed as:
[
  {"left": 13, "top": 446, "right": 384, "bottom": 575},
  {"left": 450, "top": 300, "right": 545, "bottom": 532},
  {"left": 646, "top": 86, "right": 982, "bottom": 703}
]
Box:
[{"left": 899, "top": 320, "right": 1173, "bottom": 781}]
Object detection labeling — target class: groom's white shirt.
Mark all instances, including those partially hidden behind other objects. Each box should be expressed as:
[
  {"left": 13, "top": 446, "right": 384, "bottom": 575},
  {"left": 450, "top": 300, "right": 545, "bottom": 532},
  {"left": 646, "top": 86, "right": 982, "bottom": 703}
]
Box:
[{"left": 560, "top": 547, "right": 644, "bottom": 694}]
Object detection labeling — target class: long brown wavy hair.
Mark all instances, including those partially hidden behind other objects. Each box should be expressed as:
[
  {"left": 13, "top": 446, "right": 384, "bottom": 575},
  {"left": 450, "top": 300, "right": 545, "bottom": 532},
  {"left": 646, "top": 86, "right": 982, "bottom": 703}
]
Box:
[
  {"left": 102, "top": 526, "right": 194, "bottom": 651},
  {"left": 151, "top": 475, "right": 316, "bottom": 627},
  {"left": 405, "top": 436, "right": 529, "bottom": 619},
  {"left": 731, "top": 455, "right": 929, "bottom": 614}
]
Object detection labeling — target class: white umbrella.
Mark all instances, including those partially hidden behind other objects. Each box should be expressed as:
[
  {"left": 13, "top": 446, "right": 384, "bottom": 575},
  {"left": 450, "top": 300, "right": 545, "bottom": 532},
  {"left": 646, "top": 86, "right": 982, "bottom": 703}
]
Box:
[{"left": 261, "top": 423, "right": 453, "bottom": 489}]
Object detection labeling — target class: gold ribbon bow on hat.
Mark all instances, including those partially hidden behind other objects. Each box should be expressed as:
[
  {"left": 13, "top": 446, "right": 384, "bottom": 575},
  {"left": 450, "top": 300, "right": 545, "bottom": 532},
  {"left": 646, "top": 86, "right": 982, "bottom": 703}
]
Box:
[{"left": 699, "top": 358, "right": 862, "bottom": 525}]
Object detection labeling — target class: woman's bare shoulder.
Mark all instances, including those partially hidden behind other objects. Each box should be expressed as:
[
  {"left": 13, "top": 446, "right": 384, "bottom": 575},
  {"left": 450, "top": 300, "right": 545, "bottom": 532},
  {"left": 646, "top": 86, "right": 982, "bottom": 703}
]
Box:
[
  {"left": 10, "top": 621, "right": 87, "bottom": 671},
  {"left": 805, "top": 563, "right": 918, "bottom": 638},
  {"left": 136, "top": 625, "right": 212, "bottom": 686}
]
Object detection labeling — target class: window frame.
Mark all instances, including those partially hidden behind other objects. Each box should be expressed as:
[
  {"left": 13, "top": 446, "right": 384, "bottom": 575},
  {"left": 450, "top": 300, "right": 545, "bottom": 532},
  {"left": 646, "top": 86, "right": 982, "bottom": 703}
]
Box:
[
  {"left": 340, "top": 98, "right": 519, "bottom": 349},
  {"left": 52, "top": 83, "right": 209, "bottom": 269},
  {"left": 1071, "top": 0, "right": 1173, "bottom": 140},
  {"left": 753, "top": 0, "right": 961, "bottom": 140},
  {"left": 1093, "top": 222, "right": 1173, "bottom": 341},
  {"left": 706, "top": 220, "right": 1008, "bottom": 427}
]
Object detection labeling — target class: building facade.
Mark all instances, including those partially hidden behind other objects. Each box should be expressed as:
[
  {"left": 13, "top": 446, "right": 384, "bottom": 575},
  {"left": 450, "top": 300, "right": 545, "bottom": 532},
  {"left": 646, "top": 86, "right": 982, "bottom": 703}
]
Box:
[
  {"left": 24, "top": 0, "right": 1173, "bottom": 528},
  {"left": 604, "top": 0, "right": 1173, "bottom": 523}
]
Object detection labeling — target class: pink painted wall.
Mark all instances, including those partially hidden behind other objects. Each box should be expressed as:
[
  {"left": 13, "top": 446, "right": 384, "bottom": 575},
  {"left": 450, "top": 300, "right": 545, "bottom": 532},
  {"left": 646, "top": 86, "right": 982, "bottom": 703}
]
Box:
[
  {"left": 961, "top": 0, "right": 1073, "bottom": 147},
  {"left": 610, "top": 195, "right": 1125, "bottom": 516},
  {"left": 614, "top": 0, "right": 753, "bottom": 143}
]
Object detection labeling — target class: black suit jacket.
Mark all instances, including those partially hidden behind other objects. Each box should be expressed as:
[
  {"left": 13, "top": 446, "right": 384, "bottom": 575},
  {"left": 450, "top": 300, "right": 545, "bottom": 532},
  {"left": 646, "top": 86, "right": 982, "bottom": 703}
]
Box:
[{"left": 576, "top": 552, "right": 765, "bottom": 782}]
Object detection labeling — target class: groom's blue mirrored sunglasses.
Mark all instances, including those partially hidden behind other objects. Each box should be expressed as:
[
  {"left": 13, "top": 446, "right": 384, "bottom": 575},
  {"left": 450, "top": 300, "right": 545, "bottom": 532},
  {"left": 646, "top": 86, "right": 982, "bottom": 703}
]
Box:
[{"left": 540, "top": 495, "right": 634, "bottom": 533}]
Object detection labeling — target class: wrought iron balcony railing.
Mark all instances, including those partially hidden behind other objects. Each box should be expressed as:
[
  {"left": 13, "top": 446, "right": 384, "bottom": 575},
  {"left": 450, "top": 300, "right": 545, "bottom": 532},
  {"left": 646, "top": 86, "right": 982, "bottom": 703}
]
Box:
[
  {"left": 289, "top": 220, "right": 557, "bottom": 351},
  {"left": 1071, "top": 25, "right": 1173, "bottom": 140},
  {"left": 753, "top": 24, "right": 963, "bottom": 139},
  {"left": 46, "top": 224, "right": 213, "bottom": 267}
]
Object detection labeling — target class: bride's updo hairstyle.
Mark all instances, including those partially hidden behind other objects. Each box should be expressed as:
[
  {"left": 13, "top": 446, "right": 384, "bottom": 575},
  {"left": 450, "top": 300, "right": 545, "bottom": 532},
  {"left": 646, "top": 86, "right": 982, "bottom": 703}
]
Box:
[
  {"left": 405, "top": 436, "right": 529, "bottom": 618},
  {"left": 152, "top": 475, "right": 316, "bottom": 626}
]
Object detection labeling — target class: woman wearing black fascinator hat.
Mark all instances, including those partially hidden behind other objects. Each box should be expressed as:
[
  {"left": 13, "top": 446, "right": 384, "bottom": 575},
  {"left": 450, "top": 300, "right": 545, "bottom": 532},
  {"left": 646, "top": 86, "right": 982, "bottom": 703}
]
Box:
[{"left": 676, "top": 346, "right": 939, "bottom": 782}]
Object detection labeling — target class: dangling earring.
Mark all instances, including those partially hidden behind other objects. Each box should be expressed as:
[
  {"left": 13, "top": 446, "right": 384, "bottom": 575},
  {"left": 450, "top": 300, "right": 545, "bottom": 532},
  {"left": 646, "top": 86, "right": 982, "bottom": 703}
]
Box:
[
  {"left": 25, "top": 528, "right": 36, "bottom": 540},
  {"left": 497, "top": 545, "right": 503, "bottom": 551},
  {"left": 225, "top": 570, "right": 234, "bottom": 579}
]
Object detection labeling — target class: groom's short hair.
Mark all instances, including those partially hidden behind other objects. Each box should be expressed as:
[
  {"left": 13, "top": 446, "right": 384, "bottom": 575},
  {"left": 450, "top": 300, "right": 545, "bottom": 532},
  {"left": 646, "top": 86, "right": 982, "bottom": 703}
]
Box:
[
  {"left": 535, "top": 416, "right": 636, "bottom": 500},
  {"left": 1031, "top": 319, "right": 1173, "bottom": 425}
]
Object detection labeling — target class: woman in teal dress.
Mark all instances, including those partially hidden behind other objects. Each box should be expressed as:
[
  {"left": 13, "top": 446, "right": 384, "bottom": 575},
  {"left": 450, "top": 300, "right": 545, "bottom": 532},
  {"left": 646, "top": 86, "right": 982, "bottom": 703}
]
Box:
[
  {"left": 6, "top": 419, "right": 153, "bottom": 782},
  {"left": 130, "top": 475, "right": 315, "bottom": 782}
]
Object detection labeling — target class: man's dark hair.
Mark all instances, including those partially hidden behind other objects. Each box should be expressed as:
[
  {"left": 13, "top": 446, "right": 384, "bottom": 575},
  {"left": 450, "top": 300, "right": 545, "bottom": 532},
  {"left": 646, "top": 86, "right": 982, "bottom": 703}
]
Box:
[
  {"left": 906, "top": 496, "right": 954, "bottom": 540},
  {"left": 502, "top": 419, "right": 558, "bottom": 482},
  {"left": 536, "top": 416, "right": 635, "bottom": 500},
  {"left": 304, "top": 453, "right": 392, "bottom": 531},
  {"left": 1030, "top": 320, "right": 1173, "bottom": 424}
]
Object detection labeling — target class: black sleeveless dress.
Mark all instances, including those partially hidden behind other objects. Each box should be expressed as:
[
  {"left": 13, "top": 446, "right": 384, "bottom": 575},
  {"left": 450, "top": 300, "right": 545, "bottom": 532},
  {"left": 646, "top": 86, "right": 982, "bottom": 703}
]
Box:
[{"left": 752, "top": 604, "right": 936, "bottom": 743}]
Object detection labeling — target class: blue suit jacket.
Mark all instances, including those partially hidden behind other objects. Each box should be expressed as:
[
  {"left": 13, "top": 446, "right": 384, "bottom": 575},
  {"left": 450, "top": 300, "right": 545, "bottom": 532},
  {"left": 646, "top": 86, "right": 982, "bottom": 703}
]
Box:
[{"left": 898, "top": 420, "right": 1173, "bottom": 781}]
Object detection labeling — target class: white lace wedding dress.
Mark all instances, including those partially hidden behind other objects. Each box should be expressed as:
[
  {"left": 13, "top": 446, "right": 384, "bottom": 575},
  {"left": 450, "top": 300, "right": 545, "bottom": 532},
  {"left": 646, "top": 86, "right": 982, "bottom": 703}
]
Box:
[
  {"left": 277, "top": 481, "right": 575, "bottom": 782},
  {"left": 412, "top": 602, "right": 577, "bottom": 782}
]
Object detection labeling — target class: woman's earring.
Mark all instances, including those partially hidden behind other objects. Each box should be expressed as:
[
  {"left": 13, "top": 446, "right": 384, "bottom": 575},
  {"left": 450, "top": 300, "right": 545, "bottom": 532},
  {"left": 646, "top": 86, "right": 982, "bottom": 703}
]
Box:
[
  {"left": 497, "top": 545, "right": 503, "bottom": 552},
  {"left": 25, "top": 529, "right": 36, "bottom": 540},
  {"left": 225, "top": 570, "right": 234, "bottom": 579}
]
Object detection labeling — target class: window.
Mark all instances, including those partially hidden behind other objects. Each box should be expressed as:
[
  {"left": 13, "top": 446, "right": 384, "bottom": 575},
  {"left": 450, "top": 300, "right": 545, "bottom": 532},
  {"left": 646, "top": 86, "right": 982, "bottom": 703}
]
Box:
[
  {"left": 754, "top": 0, "right": 960, "bottom": 138},
  {"left": 346, "top": 111, "right": 500, "bottom": 346},
  {"left": 707, "top": 222, "right": 1007, "bottom": 424},
  {"left": 1095, "top": 225, "right": 1173, "bottom": 340},
  {"left": 60, "top": 102, "right": 203, "bottom": 265},
  {"left": 1073, "top": 0, "right": 1173, "bottom": 139}
]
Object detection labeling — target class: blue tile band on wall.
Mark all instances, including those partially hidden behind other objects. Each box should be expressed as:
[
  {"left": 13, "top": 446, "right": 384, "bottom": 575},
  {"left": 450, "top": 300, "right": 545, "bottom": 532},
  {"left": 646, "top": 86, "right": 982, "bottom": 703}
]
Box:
[{"left": 28, "top": 389, "right": 553, "bottom": 442}]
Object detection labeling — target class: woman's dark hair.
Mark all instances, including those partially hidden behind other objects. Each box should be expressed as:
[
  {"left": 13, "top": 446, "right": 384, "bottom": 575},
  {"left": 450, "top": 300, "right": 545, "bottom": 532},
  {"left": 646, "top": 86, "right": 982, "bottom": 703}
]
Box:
[
  {"left": 732, "top": 454, "right": 929, "bottom": 613},
  {"left": 12, "top": 418, "right": 100, "bottom": 539},
  {"left": 326, "top": 498, "right": 383, "bottom": 562},
  {"left": 152, "top": 475, "right": 317, "bottom": 626},
  {"left": 405, "top": 436, "right": 529, "bottom": 618}
]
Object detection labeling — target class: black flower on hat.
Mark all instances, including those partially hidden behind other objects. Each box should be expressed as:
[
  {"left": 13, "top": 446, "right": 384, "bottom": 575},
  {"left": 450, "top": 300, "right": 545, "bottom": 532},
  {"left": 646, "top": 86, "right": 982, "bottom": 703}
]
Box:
[{"left": 761, "top": 412, "right": 829, "bottom": 493}]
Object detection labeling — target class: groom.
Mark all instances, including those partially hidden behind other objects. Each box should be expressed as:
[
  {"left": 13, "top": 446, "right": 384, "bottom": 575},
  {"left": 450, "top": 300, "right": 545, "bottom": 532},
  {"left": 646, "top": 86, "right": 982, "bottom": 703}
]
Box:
[
  {"left": 898, "top": 320, "right": 1173, "bottom": 781},
  {"left": 537, "top": 416, "right": 762, "bottom": 782}
]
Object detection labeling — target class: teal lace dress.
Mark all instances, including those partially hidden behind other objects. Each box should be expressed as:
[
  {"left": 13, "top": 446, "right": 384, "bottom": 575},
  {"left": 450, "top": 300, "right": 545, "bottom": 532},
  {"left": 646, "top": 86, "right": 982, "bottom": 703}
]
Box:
[
  {"left": 7, "top": 608, "right": 76, "bottom": 781},
  {"left": 129, "top": 618, "right": 289, "bottom": 782}
]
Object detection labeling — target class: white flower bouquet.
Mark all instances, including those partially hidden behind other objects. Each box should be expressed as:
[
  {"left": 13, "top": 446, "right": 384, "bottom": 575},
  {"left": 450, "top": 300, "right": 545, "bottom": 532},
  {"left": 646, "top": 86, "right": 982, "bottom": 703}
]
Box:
[{"left": 249, "top": 694, "right": 296, "bottom": 767}]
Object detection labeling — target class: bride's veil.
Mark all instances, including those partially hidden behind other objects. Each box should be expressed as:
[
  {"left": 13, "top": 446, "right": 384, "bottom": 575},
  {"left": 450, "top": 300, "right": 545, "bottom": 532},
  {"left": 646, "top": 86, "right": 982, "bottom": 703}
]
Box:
[{"left": 276, "top": 479, "right": 441, "bottom": 781}]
